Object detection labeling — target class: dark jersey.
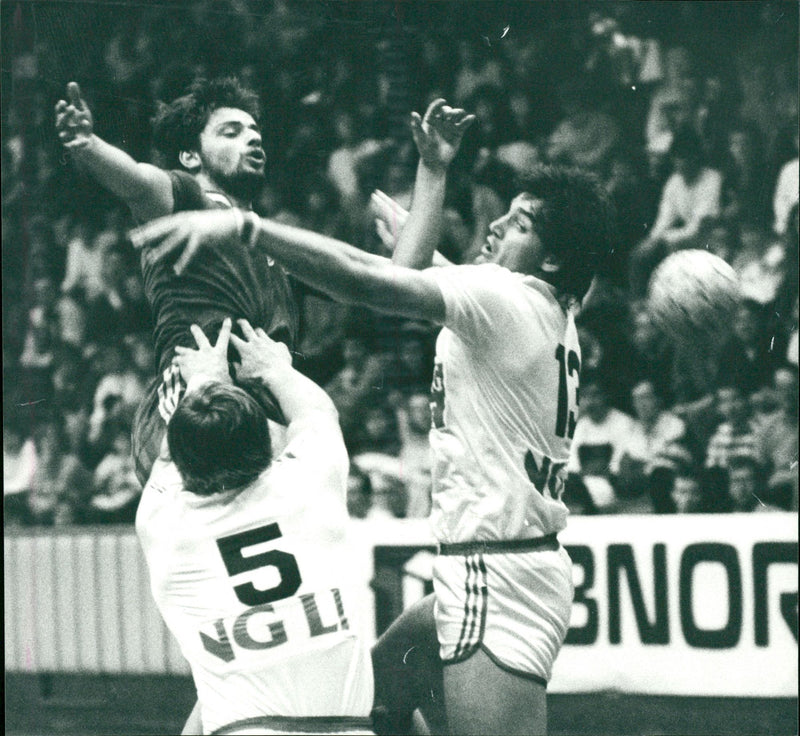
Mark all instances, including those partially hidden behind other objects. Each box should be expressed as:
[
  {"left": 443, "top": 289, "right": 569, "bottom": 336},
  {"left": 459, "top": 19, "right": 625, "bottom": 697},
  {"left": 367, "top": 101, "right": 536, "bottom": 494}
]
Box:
[{"left": 141, "top": 170, "right": 298, "bottom": 375}]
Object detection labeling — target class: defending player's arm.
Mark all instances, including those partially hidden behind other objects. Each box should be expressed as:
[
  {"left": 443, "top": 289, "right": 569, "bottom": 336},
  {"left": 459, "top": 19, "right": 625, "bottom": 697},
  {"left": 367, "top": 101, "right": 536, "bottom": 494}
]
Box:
[
  {"left": 230, "top": 319, "right": 338, "bottom": 432},
  {"left": 390, "top": 99, "right": 475, "bottom": 270},
  {"left": 55, "top": 82, "right": 174, "bottom": 222},
  {"left": 131, "top": 212, "right": 447, "bottom": 326}
]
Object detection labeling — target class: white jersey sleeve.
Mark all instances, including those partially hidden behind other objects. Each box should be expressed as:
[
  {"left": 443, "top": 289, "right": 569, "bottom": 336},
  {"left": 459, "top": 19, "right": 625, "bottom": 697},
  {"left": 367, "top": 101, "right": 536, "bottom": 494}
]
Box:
[{"left": 425, "top": 264, "right": 579, "bottom": 543}]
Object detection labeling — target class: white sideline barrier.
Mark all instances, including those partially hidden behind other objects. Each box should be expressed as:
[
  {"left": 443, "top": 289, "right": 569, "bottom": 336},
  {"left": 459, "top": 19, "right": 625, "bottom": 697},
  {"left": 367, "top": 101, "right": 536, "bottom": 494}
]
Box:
[{"left": 5, "top": 514, "right": 797, "bottom": 696}]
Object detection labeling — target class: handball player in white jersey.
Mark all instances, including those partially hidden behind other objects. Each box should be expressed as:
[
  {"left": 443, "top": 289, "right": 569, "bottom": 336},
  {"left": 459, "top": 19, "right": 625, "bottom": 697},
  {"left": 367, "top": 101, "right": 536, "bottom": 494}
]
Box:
[
  {"left": 131, "top": 99, "right": 616, "bottom": 735},
  {"left": 136, "top": 318, "right": 373, "bottom": 735}
]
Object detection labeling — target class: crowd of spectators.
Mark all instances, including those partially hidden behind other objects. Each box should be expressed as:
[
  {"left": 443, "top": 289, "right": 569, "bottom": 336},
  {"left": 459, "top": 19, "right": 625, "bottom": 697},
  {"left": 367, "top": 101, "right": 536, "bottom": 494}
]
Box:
[{"left": 3, "top": 1, "right": 798, "bottom": 526}]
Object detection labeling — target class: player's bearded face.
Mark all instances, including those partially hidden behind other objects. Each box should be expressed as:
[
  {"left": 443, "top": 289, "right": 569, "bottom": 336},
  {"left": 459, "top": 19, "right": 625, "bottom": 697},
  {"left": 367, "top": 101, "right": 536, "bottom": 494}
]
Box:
[{"left": 198, "top": 107, "right": 266, "bottom": 201}]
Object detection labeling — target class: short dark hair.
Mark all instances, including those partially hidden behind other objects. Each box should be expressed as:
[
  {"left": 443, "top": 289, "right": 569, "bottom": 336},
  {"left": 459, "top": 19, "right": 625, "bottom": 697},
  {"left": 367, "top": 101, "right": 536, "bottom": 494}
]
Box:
[
  {"left": 167, "top": 381, "right": 272, "bottom": 496},
  {"left": 152, "top": 77, "right": 261, "bottom": 170},
  {"left": 515, "top": 166, "right": 616, "bottom": 300},
  {"left": 669, "top": 126, "right": 704, "bottom": 162}
]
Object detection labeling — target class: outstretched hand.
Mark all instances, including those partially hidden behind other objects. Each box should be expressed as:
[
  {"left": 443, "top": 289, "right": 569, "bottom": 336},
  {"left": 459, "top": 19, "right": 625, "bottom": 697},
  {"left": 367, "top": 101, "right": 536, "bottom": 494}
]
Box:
[
  {"left": 172, "top": 318, "right": 233, "bottom": 386},
  {"left": 55, "top": 82, "right": 94, "bottom": 149},
  {"left": 370, "top": 189, "right": 409, "bottom": 253},
  {"left": 230, "top": 319, "right": 292, "bottom": 382},
  {"left": 410, "top": 98, "right": 476, "bottom": 172},
  {"left": 130, "top": 209, "right": 242, "bottom": 275}
]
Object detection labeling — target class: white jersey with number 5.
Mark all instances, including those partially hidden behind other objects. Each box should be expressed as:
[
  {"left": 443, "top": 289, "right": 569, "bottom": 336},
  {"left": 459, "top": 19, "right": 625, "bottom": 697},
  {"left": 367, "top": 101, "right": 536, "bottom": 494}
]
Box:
[
  {"left": 427, "top": 263, "right": 580, "bottom": 544},
  {"left": 135, "top": 416, "right": 373, "bottom": 735}
]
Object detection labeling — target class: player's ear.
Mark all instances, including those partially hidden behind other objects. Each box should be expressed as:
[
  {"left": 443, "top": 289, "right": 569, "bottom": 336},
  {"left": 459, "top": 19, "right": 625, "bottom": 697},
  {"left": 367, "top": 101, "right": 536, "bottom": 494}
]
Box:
[{"left": 178, "top": 150, "right": 201, "bottom": 172}]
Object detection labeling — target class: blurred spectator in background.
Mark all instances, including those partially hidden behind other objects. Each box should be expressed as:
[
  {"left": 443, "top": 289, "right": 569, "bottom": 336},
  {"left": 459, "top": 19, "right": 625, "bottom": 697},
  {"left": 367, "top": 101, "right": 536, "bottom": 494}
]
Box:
[
  {"left": 27, "top": 416, "right": 93, "bottom": 525},
  {"left": 645, "top": 45, "right": 698, "bottom": 162},
  {"left": 630, "top": 126, "right": 722, "bottom": 296},
  {"left": 567, "top": 371, "right": 637, "bottom": 512},
  {"left": 60, "top": 219, "right": 109, "bottom": 302},
  {"left": 349, "top": 399, "right": 403, "bottom": 458},
  {"left": 670, "top": 470, "right": 706, "bottom": 514},
  {"left": 715, "top": 299, "right": 776, "bottom": 395},
  {"left": 324, "top": 327, "right": 389, "bottom": 445},
  {"left": 753, "top": 364, "right": 799, "bottom": 511},
  {"left": 87, "top": 422, "right": 141, "bottom": 523},
  {"left": 726, "top": 456, "right": 782, "bottom": 512},
  {"left": 346, "top": 464, "right": 374, "bottom": 520},
  {"left": 720, "top": 120, "right": 772, "bottom": 227},
  {"left": 3, "top": 415, "right": 36, "bottom": 526},
  {"left": 545, "top": 78, "right": 620, "bottom": 172},
  {"left": 350, "top": 454, "right": 408, "bottom": 521},
  {"left": 452, "top": 39, "right": 504, "bottom": 104},
  {"left": 396, "top": 391, "right": 434, "bottom": 518},
  {"left": 705, "top": 383, "right": 764, "bottom": 472},
  {"left": 772, "top": 126, "right": 799, "bottom": 237},
  {"left": 625, "top": 379, "right": 686, "bottom": 474}
]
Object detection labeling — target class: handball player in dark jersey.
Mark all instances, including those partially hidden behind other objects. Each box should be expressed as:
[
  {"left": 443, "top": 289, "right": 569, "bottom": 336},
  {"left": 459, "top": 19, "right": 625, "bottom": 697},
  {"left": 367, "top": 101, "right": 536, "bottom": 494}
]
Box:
[{"left": 55, "top": 78, "right": 297, "bottom": 483}]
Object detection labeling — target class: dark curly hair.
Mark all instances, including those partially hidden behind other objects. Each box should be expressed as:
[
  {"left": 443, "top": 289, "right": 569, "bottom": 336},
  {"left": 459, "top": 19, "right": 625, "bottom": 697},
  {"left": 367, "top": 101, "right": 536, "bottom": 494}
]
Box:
[
  {"left": 166, "top": 380, "right": 272, "bottom": 496},
  {"left": 515, "top": 165, "right": 617, "bottom": 301},
  {"left": 152, "top": 77, "right": 262, "bottom": 170}
]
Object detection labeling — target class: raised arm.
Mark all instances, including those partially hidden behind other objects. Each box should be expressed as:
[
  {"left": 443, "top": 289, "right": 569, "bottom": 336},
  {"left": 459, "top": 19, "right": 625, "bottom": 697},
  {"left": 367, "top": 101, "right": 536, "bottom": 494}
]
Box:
[
  {"left": 391, "top": 99, "right": 475, "bottom": 269},
  {"left": 230, "top": 320, "right": 336, "bottom": 430},
  {"left": 131, "top": 211, "right": 447, "bottom": 325},
  {"left": 56, "top": 82, "right": 174, "bottom": 222}
]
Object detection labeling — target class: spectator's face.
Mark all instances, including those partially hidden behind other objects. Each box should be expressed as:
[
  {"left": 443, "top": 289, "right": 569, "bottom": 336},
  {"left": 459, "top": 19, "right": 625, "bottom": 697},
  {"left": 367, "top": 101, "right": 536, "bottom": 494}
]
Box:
[
  {"left": 716, "top": 387, "right": 748, "bottom": 425},
  {"left": 581, "top": 384, "right": 608, "bottom": 422},
  {"left": 364, "top": 408, "right": 392, "bottom": 441},
  {"left": 346, "top": 472, "right": 371, "bottom": 519},
  {"left": 733, "top": 306, "right": 759, "bottom": 344},
  {"left": 407, "top": 394, "right": 432, "bottom": 433},
  {"left": 728, "top": 466, "right": 757, "bottom": 509},
  {"left": 196, "top": 107, "right": 265, "bottom": 199},
  {"left": 480, "top": 195, "right": 546, "bottom": 275},
  {"left": 342, "top": 338, "right": 367, "bottom": 368},
  {"left": 632, "top": 382, "right": 660, "bottom": 424},
  {"left": 774, "top": 368, "right": 798, "bottom": 414},
  {"left": 671, "top": 476, "right": 701, "bottom": 513}
]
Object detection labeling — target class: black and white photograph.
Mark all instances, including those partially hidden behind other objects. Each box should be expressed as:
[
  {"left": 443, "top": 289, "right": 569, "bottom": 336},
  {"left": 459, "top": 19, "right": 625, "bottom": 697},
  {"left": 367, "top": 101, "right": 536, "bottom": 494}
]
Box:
[{"left": 3, "top": 2, "right": 798, "bottom": 734}]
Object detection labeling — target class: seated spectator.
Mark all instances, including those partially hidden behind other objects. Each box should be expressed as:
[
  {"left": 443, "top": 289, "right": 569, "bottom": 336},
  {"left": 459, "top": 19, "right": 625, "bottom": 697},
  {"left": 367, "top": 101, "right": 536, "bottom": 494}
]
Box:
[
  {"left": 3, "top": 415, "right": 36, "bottom": 526},
  {"left": 647, "top": 440, "right": 697, "bottom": 513},
  {"left": 86, "top": 245, "right": 150, "bottom": 343},
  {"left": 721, "top": 120, "right": 772, "bottom": 227},
  {"left": 397, "top": 391, "right": 434, "bottom": 518},
  {"left": 86, "top": 423, "right": 141, "bottom": 524},
  {"left": 705, "top": 383, "right": 764, "bottom": 471},
  {"left": 27, "top": 416, "right": 92, "bottom": 525},
  {"left": 754, "top": 364, "right": 799, "bottom": 510},
  {"left": 324, "top": 329, "right": 389, "bottom": 443},
  {"left": 726, "top": 456, "right": 783, "bottom": 513},
  {"left": 350, "top": 454, "right": 408, "bottom": 521},
  {"left": 644, "top": 45, "right": 698, "bottom": 160},
  {"left": 385, "top": 322, "right": 436, "bottom": 401},
  {"left": 715, "top": 299, "right": 776, "bottom": 394},
  {"left": 545, "top": 79, "right": 620, "bottom": 172},
  {"left": 60, "top": 219, "right": 113, "bottom": 301},
  {"left": 670, "top": 471, "right": 706, "bottom": 514},
  {"left": 625, "top": 380, "right": 686, "bottom": 474},
  {"left": 349, "top": 400, "right": 403, "bottom": 457},
  {"left": 629, "top": 126, "right": 722, "bottom": 296},
  {"left": 346, "top": 465, "right": 374, "bottom": 520},
  {"left": 567, "top": 372, "right": 637, "bottom": 512},
  {"left": 772, "top": 127, "right": 799, "bottom": 237}
]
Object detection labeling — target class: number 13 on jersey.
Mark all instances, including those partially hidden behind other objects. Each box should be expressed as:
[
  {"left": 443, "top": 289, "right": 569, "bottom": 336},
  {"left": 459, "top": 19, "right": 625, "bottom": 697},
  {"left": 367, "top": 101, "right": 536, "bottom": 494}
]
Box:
[{"left": 555, "top": 343, "right": 579, "bottom": 439}]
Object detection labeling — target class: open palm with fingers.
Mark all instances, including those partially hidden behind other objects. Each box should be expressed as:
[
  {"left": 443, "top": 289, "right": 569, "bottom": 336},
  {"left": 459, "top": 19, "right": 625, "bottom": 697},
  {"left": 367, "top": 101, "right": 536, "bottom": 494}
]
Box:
[
  {"left": 55, "top": 82, "right": 94, "bottom": 149},
  {"left": 172, "top": 318, "right": 233, "bottom": 386},
  {"left": 410, "top": 98, "right": 476, "bottom": 172}
]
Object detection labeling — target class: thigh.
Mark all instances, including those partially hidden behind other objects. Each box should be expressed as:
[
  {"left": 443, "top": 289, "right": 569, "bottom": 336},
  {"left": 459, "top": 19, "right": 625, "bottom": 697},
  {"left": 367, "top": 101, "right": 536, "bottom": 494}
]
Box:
[
  {"left": 443, "top": 647, "right": 547, "bottom": 736},
  {"left": 371, "top": 594, "right": 446, "bottom": 736}
]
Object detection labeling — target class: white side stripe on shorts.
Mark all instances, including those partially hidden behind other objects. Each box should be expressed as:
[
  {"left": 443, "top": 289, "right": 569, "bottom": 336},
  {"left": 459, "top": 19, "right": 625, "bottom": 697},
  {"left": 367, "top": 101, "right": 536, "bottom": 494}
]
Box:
[
  {"left": 157, "top": 364, "right": 186, "bottom": 423},
  {"left": 453, "top": 553, "right": 488, "bottom": 661}
]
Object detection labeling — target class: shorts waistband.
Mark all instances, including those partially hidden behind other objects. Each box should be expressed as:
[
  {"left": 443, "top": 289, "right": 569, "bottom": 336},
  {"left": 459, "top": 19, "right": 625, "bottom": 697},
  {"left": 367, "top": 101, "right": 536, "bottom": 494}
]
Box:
[
  {"left": 211, "top": 715, "right": 374, "bottom": 735},
  {"left": 437, "top": 533, "right": 559, "bottom": 556}
]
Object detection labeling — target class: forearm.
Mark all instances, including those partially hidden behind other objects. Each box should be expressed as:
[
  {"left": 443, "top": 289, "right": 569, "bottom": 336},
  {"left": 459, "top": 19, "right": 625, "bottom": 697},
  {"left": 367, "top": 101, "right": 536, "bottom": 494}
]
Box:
[
  {"left": 251, "top": 363, "right": 337, "bottom": 426},
  {"left": 69, "top": 135, "right": 173, "bottom": 220},
  {"left": 392, "top": 163, "right": 447, "bottom": 269}
]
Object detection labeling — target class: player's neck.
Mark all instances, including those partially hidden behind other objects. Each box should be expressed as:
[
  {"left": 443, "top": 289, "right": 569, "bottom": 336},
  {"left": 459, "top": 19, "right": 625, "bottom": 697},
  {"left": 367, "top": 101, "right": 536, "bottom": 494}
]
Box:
[{"left": 194, "top": 172, "right": 251, "bottom": 210}]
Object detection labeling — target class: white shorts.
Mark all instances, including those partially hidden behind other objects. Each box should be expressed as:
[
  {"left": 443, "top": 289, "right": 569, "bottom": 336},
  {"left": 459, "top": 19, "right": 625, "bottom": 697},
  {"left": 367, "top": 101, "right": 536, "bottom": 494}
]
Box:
[
  {"left": 209, "top": 716, "right": 374, "bottom": 735},
  {"left": 432, "top": 542, "right": 573, "bottom": 685}
]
